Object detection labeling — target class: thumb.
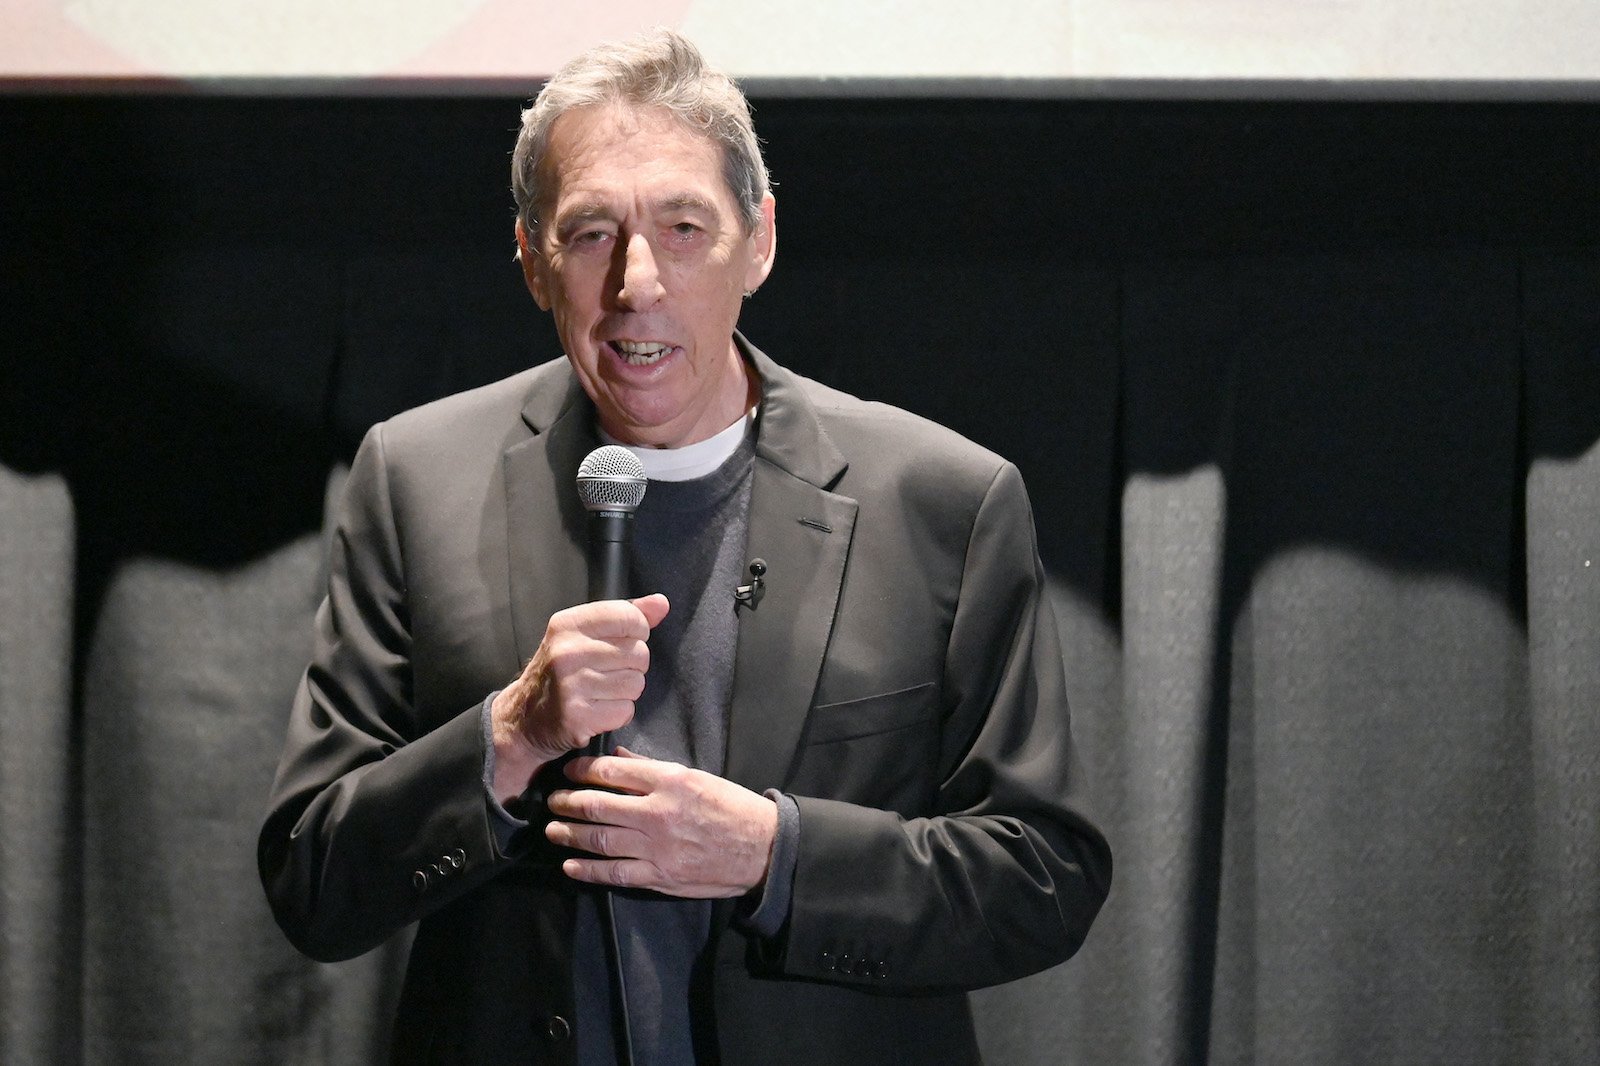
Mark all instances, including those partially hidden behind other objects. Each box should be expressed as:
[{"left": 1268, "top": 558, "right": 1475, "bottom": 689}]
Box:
[{"left": 631, "top": 593, "right": 670, "bottom": 630}]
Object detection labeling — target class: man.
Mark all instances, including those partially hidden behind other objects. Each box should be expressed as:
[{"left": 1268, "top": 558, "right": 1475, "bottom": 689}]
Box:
[{"left": 260, "top": 29, "right": 1110, "bottom": 1066}]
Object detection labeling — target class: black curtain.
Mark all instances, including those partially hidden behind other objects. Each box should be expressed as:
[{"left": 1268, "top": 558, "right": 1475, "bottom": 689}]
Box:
[{"left": 2, "top": 95, "right": 1596, "bottom": 1064}]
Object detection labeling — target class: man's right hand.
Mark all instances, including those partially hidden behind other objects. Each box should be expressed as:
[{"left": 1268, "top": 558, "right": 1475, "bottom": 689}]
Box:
[{"left": 490, "top": 593, "right": 669, "bottom": 803}]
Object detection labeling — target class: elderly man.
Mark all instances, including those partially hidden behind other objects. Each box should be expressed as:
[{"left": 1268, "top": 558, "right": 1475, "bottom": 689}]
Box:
[{"left": 260, "top": 28, "right": 1110, "bottom": 1066}]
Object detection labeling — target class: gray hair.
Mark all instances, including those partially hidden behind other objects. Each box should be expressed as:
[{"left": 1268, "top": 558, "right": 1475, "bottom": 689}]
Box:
[{"left": 511, "top": 29, "right": 770, "bottom": 239}]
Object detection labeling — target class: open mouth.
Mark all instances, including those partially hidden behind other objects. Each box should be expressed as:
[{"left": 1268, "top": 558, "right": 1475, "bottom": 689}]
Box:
[{"left": 609, "top": 340, "right": 673, "bottom": 367}]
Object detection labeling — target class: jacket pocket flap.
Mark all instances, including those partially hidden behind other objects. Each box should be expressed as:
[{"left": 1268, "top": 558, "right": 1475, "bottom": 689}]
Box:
[{"left": 804, "top": 682, "right": 936, "bottom": 744}]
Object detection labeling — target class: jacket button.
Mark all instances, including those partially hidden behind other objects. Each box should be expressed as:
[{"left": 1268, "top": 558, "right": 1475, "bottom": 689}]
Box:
[
  {"left": 820, "top": 950, "right": 834, "bottom": 971},
  {"left": 412, "top": 870, "right": 429, "bottom": 892},
  {"left": 875, "top": 962, "right": 889, "bottom": 978},
  {"left": 545, "top": 1015, "right": 572, "bottom": 1041}
]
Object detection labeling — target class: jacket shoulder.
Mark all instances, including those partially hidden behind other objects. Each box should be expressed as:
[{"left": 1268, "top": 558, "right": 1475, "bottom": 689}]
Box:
[
  {"left": 376, "top": 359, "right": 567, "bottom": 454},
  {"left": 796, "top": 376, "right": 1011, "bottom": 493}
]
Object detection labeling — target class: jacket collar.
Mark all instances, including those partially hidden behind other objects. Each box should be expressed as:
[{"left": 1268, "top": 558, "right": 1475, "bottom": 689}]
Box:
[{"left": 516, "top": 333, "right": 850, "bottom": 491}]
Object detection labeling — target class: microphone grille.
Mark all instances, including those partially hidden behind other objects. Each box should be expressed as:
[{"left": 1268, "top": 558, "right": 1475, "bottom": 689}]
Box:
[{"left": 577, "top": 445, "right": 647, "bottom": 511}]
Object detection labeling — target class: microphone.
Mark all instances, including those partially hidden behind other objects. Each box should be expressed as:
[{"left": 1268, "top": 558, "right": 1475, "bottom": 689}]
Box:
[
  {"left": 576, "top": 445, "right": 647, "bottom": 758},
  {"left": 734, "top": 558, "right": 766, "bottom": 611},
  {"left": 575, "top": 446, "right": 646, "bottom": 1066},
  {"left": 576, "top": 445, "right": 647, "bottom": 602}
]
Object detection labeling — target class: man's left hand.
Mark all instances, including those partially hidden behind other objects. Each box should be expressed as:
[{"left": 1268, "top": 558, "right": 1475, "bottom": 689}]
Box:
[{"left": 545, "top": 748, "right": 778, "bottom": 898}]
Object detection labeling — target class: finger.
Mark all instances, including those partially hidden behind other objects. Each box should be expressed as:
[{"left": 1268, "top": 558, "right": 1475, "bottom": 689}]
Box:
[
  {"left": 548, "top": 785, "right": 648, "bottom": 823},
  {"left": 545, "top": 819, "right": 651, "bottom": 859},
  {"left": 561, "top": 856, "right": 659, "bottom": 891},
  {"left": 566, "top": 599, "right": 653, "bottom": 641},
  {"left": 563, "top": 753, "right": 677, "bottom": 794},
  {"left": 631, "top": 593, "right": 670, "bottom": 629},
  {"left": 559, "top": 667, "right": 646, "bottom": 704},
  {"left": 570, "top": 698, "right": 637, "bottom": 740},
  {"left": 556, "top": 643, "right": 650, "bottom": 687}
]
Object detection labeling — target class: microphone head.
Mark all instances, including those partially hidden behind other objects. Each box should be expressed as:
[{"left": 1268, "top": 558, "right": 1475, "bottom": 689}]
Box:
[{"left": 577, "top": 445, "right": 647, "bottom": 513}]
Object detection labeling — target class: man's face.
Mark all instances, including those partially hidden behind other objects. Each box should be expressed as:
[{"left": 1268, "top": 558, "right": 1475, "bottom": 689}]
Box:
[{"left": 519, "top": 104, "right": 776, "bottom": 448}]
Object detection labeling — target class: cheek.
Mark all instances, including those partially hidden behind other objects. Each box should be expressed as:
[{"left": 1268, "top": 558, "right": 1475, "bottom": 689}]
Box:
[{"left": 548, "top": 278, "right": 604, "bottom": 327}]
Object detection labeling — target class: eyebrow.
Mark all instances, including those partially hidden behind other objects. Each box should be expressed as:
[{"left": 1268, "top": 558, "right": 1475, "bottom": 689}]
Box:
[
  {"left": 552, "top": 203, "right": 616, "bottom": 241},
  {"left": 657, "top": 194, "right": 721, "bottom": 219},
  {"left": 552, "top": 194, "right": 723, "bottom": 240}
]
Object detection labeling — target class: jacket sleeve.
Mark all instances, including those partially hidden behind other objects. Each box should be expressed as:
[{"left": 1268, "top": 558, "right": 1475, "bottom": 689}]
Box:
[
  {"left": 774, "top": 462, "right": 1112, "bottom": 992},
  {"left": 256, "top": 423, "right": 519, "bottom": 963}
]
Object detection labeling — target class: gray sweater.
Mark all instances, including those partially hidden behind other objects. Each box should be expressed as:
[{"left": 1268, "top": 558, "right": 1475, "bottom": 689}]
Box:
[{"left": 487, "top": 431, "right": 798, "bottom": 1065}]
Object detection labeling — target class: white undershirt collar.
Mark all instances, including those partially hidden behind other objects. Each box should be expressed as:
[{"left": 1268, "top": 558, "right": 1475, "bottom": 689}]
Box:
[{"left": 599, "top": 408, "right": 755, "bottom": 482}]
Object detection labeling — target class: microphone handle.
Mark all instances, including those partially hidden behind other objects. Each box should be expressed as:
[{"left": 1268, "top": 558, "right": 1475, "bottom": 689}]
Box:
[
  {"left": 587, "top": 510, "right": 632, "bottom": 602},
  {"left": 586, "top": 509, "right": 633, "bottom": 756}
]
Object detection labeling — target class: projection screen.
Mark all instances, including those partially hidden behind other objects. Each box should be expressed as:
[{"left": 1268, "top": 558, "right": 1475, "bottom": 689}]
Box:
[{"left": 3, "top": 0, "right": 1598, "bottom": 96}]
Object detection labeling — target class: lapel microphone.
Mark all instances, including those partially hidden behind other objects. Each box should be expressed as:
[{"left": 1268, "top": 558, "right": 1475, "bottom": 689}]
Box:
[{"left": 735, "top": 558, "right": 766, "bottom": 611}]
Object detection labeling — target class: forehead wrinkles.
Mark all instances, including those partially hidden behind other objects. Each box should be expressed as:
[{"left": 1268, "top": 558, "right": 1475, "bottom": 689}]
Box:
[{"left": 539, "top": 104, "right": 729, "bottom": 224}]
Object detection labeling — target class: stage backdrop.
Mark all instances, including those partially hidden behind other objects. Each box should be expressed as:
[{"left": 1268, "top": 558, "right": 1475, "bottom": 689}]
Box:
[
  {"left": 1, "top": 93, "right": 1598, "bottom": 1065},
  {"left": 3, "top": 1, "right": 1600, "bottom": 88}
]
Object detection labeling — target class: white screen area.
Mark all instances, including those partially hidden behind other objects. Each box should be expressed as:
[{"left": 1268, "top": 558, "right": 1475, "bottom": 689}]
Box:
[{"left": 2, "top": 1, "right": 1597, "bottom": 93}]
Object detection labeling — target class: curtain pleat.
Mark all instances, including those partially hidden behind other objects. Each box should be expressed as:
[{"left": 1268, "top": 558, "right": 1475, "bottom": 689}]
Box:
[
  {"left": 1522, "top": 255, "right": 1600, "bottom": 1066},
  {"left": 77, "top": 536, "right": 408, "bottom": 1063},
  {"left": 0, "top": 469, "right": 80, "bottom": 1064}
]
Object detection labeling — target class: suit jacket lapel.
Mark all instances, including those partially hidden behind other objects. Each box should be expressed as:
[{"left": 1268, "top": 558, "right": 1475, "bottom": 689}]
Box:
[
  {"left": 497, "top": 344, "right": 859, "bottom": 793},
  {"left": 503, "top": 366, "right": 595, "bottom": 667},
  {"left": 724, "top": 341, "right": 857, "bottom": 792}
]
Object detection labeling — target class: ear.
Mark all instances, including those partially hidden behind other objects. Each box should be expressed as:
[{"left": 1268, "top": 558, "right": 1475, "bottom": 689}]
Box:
[
  {"left": 743, "top": 194, "right": 777, "bottom": 292},
  {"left": 515, "top": 217, "right": 551, "bottom": 311}
]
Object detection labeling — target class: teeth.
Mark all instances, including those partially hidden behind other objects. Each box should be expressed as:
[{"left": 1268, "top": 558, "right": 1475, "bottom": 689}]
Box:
[{"left": 612, "top": 340, "right": 670, "bottom": 366}]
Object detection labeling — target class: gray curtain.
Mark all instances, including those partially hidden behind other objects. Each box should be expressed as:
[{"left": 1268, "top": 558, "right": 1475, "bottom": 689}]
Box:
[
  {"left": 972, "top": 252, "right": 1600, "bottom": 1065},
  {"left": 2, "top": 249, "right": 1595, "bottom": 1063}
]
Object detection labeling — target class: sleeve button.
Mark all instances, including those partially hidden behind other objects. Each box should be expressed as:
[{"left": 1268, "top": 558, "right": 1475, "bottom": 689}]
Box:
[
  {"left": 449, "top": 849, "right": 466, "bottom": 868},
  {"left": 545, "top": 1015, "right": 572, "bottom": 1041},
  {"left": 412, "top": 870, "right": 429, "bottom": 892}
]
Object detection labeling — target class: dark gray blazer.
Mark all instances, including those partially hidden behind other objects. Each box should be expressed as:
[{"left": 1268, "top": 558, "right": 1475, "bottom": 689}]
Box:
[{"left": 259, "top": 340, "right": 1111, "bottom": 1065}]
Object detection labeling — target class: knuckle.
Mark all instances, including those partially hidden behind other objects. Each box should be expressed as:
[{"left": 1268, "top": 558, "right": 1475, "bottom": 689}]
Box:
[
  {"left": 643, "top": 802, "right": 673, "bottom": 835},
  {"left": 666, "top": 852, "right": 697, "bottom": 885}
]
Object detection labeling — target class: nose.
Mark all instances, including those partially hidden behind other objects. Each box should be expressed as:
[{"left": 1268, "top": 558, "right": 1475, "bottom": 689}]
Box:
[{"left": 616, "top": 232, "right": 664, "bottom": 311}]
